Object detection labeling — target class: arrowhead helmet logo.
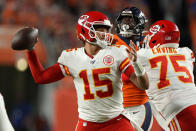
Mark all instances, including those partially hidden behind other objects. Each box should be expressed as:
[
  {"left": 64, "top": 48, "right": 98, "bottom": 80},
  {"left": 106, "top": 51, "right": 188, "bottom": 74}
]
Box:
[
  {"left": 149, "top": 25, "right": 160, "bottom": 34},
  {"left": 78, "top": 15, "right": 89, "bottom": 26}
]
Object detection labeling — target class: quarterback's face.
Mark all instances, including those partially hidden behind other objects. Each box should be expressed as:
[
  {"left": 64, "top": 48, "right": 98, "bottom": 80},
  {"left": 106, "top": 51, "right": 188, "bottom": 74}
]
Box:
[
  {"left": 95, "top": 27, "right": 108, "bottom": 32},
  {"left": 90, "top": 25, "right": 113, "bottom": 48},
  {"left": 94, "top": 27, "right": 109, "bottom": 41}
]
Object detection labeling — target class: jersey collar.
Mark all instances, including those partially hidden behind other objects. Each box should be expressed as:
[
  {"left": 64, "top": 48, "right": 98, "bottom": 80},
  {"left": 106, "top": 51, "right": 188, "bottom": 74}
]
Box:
[{"left": 84, "top": 49, "right": 94, "bottom": 59}]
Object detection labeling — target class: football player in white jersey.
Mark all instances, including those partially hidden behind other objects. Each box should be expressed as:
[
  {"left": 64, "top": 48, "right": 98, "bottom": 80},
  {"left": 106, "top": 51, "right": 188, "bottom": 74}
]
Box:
[
  {"left": 0, "top": 93, "right": 15, "bottom": 131},
  {"left": 137, "top": 20, "right": 196, "bottom": 131},
  {"left": 22, "top": 11, "right": 149, "bottom": 131}
]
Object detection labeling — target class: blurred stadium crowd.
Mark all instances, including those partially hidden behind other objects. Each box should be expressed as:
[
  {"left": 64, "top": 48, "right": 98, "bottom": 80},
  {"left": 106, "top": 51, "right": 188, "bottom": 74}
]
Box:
[
  {"left": 0, "top": 0, "right": 195, "bottom": 131},
  {"left": 1, "top": 0, "right": 195, "bottom": 59}
]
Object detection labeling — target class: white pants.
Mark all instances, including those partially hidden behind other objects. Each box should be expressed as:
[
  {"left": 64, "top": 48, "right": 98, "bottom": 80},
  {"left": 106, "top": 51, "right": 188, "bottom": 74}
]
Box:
[
  {"left": 124, "top": 102, "right": 153, "bottom": 131},
  {"left": 0, "top": 93, "right": 15, "bottom": 131},
  {"left": 150, "top": 102, "right": 170, "bottom": 131}
]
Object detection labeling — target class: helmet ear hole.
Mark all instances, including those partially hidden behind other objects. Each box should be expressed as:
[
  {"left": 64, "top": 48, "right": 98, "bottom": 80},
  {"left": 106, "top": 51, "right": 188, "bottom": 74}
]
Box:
[
  {"left": 162, "top": 24, "right": 165, "bottom": 28},
  {"left": 152, "top": 40, "right": 156, "bottom": 43},
  {"left": 82, "top": 28, "right": 85, "bottom": 34}
]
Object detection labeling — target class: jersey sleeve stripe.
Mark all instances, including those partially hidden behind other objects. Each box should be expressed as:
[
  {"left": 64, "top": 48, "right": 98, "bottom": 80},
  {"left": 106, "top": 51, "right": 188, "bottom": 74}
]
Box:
[
  {"left": 119, "top": 57, "right": 130, "bottom": 71},
  {"left": 121, "top": 63, "right": 132, "bottom": 73},
  {"left": 191, "top": 52, "right": 195, "bottom": 62},
  {"left": 123, "top": 64, "right": 134, "bottom": 78},
  {"left": 191, "top": 52, "right": 194, "bottom": 58},
  {"left": 59, "top": 64, "right": 71, "bottom": 76},
  {"left": 64, "top": 65, "right": 71, "bottom": 76}
]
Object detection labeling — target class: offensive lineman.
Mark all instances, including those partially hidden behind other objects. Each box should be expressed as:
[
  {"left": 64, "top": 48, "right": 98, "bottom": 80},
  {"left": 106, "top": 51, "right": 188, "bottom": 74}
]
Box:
[{"left": 138, "top": 20, "right": 196, "bottom": 131}]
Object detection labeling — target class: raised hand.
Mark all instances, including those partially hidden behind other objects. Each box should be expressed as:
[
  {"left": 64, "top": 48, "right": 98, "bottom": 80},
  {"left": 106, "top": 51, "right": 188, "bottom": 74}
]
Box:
[{"left": 126, "top": 40, "right": 137, "bottom": 62}]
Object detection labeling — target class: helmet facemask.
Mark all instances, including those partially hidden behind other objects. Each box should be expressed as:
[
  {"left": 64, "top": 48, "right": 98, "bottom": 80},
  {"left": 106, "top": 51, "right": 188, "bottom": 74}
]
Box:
[
  {"left": 118, "top": 16, "right": 137, "bottom": 37},
  {"left": 89, "top": 23, "right": 113, "bottom": 48},
  {"left": 116, "top": 7, "right": 147, "bottom": 38}
]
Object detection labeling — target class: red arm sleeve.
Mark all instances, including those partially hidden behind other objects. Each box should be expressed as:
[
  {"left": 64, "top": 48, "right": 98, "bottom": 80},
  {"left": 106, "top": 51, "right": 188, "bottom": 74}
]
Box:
[
  {"left": 123, "top": 65, "right": 135, "bottom": 78},
  {"left": 27, "top": 50, "right": 64, "bottom": 84}
]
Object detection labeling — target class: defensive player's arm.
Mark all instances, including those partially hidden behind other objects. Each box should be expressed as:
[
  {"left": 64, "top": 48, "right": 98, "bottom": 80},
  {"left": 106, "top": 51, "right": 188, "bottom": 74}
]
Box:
[{"left": 27, "top": 50, "right": 64, "bottom": 84}]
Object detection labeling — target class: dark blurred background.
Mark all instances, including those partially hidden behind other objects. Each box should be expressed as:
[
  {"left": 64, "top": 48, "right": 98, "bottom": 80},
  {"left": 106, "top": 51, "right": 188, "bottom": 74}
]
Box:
[{"left": 0, "top": 0, "right": 195, "bottom": 131}]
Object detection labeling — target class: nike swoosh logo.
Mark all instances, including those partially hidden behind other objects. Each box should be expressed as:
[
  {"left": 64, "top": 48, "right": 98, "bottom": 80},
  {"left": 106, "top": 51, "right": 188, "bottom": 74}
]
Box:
[{"left": 132, "top": 111, "right": 140, "bottom": 114}]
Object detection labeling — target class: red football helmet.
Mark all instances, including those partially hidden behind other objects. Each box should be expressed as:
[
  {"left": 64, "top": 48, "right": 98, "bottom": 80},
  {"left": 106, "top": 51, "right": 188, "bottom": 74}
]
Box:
[
  {"left": 76, "top": 11, "right": 113, "bottom": 48},
  {"left": 143, "top": 20, "right": 180, "bottom": 48}
]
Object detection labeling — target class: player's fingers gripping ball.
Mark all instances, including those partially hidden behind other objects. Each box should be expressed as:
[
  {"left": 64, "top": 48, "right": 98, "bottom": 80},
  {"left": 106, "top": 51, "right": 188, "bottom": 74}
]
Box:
[{"left": 12, "top": 27, "right": 38, "bottom": 50}]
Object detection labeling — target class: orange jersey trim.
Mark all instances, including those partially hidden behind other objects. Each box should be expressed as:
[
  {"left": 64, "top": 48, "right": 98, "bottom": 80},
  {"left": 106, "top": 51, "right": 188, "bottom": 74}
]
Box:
[
  {"left": 113, "top": 34, "right": 139, "bottom": 51},
  {"left": 114, "top": 34, "right": 149, "bottom": 107},
  {"left": 113, "top": 34, "right": 131, "bottom": 50},
  {"left": 63, "top": 65, "right": 71, "bottom": 76},
  {"left": 191, "top": 52, "right": 194, "bottom": 59},
  {"left": 122, "top": 83, "right": 149, "bottom": 107}
]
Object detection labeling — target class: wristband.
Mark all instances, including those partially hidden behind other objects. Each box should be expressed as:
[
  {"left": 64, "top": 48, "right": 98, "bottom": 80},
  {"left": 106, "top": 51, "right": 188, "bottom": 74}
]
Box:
[{"left": 132, "top": 61, "right": 145, "bottom": 76}]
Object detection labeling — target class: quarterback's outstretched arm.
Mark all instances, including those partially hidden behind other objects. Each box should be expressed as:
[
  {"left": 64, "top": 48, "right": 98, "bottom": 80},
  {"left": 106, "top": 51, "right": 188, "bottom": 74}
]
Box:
[
  {"left": 27, "top": 50, "right": 64, "bottom": 84},
  {"left": 11, "top": 27, "right": 64, "bottom": 84}
]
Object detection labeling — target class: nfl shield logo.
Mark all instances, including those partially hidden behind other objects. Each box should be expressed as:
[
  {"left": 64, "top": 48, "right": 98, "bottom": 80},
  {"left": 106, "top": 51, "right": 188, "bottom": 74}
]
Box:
[{"left": 103, "top": 55, "right": 114, "bottom": 66}]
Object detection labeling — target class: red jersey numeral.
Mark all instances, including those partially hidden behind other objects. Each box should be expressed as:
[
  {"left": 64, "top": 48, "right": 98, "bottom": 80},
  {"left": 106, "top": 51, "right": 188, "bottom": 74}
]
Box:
[
  {"left": 79, "top": 70, "right": 95, "bottom": 100},
  {"left": 169, "top": 55, "right": 193, "bottom": 83},
  {"left": 149, "top": 55, "right": 193, "bottom": 89},
  {"left": 149, "top": 56, "right": 170, "bottom": 89},
  {"left": 79, "top": 68, "right": 113, "bottom": 100},
  {"left": 92, "top": 68, "right": 113, "bottom": 98}
]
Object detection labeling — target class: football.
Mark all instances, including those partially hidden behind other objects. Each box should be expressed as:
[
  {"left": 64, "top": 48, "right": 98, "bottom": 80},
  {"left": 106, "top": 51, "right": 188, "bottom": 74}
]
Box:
[{"left": 11, "top": 27, "right": 38, "bottom": 50}]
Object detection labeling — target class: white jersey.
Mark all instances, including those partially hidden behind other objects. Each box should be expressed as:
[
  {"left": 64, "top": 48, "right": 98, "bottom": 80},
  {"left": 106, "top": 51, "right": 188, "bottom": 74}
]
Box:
[
  {"left": 0, "top": 93, "right": 14, "bottom": 131},
  {"left": 137, "top": 47, "right": 196, "bottom": 123},
  {"left": 58, "top": 45, "right": 132, "bottom": 122}
]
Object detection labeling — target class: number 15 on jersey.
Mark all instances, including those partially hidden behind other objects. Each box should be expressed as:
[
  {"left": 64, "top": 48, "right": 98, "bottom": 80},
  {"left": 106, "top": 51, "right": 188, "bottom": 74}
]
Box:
[{"left": 79, "top": 67, "right": 114, "bottom": 100}]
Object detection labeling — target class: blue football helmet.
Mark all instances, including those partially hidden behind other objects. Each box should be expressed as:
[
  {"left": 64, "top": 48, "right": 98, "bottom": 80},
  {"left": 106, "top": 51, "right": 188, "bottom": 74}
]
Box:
[{"left": 116, "top": 7, "right": 147, "bottom": 37}]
